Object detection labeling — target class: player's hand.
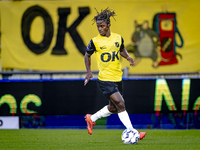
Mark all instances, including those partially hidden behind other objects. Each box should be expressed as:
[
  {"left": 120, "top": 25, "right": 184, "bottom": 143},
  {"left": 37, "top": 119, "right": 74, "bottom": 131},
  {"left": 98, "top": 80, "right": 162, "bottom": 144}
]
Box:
[
  {"left": 84, "top": 72, "right": 93, "bottom": 86},
  {"left": 127, "top": 56, "right": 134, "bottom": 66}
]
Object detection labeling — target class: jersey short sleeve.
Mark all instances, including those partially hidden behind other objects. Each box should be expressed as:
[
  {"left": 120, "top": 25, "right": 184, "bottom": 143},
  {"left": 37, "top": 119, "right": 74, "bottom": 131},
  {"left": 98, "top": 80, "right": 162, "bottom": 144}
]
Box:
[
  {"left": 120, "top": 37, "right": 125, "bottom": 50},
  {"left": 86, "top": 39, "right": 96, "bottom": 55}
]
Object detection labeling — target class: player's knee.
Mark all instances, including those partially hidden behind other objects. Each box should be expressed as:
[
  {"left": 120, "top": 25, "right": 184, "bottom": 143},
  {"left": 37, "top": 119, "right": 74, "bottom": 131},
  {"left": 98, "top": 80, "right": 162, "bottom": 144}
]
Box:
[{"left": 117, "top": 100, "right": 125, "bottom": 112}]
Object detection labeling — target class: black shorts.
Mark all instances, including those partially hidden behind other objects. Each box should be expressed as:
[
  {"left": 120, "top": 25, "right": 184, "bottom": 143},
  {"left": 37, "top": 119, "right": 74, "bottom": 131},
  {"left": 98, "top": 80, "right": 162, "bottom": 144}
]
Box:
[{"left": 97, "top": 79, "right": 123, "bottom": 99}]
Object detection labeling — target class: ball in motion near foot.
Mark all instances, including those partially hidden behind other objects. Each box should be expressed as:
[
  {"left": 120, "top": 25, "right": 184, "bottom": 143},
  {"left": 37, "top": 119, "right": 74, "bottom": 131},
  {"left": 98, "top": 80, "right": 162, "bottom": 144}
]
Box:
[{"left": 121, "top": 129, "right": 139, "bottom": 144}]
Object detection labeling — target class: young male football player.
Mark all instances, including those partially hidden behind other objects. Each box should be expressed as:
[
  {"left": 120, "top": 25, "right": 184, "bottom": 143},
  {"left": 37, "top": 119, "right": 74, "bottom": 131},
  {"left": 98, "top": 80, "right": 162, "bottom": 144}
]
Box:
[{"left": 84, "top": 8, "right": 146, "bottom": 140}]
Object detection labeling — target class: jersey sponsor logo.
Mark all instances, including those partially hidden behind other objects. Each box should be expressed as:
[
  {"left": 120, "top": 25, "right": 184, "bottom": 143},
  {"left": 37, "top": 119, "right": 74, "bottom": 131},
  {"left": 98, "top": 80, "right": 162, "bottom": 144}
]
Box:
[{"left": 101, "top": 51, "right": 119, "bottom": 62}]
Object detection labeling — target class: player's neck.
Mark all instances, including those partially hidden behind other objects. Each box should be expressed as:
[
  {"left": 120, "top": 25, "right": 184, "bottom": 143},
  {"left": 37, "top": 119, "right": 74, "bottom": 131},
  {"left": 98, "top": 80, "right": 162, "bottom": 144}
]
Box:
[{"left": 104, "top": 30, "right": 111, "bottom": 37}]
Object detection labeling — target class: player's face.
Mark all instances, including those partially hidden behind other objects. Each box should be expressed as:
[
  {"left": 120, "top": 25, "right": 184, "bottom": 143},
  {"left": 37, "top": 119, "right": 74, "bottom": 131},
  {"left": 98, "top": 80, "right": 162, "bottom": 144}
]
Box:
[{"left": 96, "top": 20, "right": 110, "bottom": 37}]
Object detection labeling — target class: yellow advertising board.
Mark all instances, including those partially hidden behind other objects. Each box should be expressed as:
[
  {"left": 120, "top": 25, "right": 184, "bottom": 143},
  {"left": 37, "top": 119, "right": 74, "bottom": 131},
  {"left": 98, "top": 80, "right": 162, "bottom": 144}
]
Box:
[{"left": 1, "top": 0, "right": 200, "bottom": 73}]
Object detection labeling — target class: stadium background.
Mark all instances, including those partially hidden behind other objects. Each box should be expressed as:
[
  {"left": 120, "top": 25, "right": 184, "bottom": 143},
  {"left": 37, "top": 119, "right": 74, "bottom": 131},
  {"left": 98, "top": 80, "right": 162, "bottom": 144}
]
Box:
[{"left": 0, "top": 0, "right": 200, "bottom": 130}]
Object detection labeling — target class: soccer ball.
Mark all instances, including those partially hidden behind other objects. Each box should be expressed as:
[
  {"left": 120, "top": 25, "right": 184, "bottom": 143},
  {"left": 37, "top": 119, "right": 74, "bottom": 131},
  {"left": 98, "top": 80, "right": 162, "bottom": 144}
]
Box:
[{"left": 121, "top": 129, "right": 140, "bottom": 144}]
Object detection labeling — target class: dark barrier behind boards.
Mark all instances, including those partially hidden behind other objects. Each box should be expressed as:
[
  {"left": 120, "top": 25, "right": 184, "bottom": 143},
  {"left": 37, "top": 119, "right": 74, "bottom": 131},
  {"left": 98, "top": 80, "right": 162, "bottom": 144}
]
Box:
[{"left": 0, "top": 79, "right": 200, "bottom": 116}]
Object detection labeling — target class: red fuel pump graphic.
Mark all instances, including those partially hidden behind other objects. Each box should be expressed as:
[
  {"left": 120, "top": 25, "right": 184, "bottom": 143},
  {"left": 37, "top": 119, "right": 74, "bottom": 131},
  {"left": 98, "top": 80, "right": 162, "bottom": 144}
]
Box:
[{"left": 153, "top": 13, "right": 184, "bottom": 66}]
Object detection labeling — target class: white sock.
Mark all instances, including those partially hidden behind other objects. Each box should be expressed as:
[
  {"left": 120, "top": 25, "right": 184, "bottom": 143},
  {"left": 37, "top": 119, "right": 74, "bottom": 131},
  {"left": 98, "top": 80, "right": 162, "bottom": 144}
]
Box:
[
  {"left": 90, "top": 105, "right": 112, "bottom": 122},
  {"left": 118, "top": 111, "right": 134, "bottom": 130}
]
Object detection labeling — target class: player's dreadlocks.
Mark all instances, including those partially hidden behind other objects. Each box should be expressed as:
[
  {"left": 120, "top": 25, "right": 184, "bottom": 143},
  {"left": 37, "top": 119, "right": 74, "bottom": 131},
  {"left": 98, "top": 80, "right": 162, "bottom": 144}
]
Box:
[{"left": 92, "top": 7, "right": 116, "bottom": 24}]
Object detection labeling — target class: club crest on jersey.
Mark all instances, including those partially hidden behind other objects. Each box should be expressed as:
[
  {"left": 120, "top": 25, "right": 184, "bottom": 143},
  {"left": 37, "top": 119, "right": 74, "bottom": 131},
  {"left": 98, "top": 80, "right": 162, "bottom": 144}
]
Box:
[{"left": 115, "top": 42, "right": 119, "bottom": 48}]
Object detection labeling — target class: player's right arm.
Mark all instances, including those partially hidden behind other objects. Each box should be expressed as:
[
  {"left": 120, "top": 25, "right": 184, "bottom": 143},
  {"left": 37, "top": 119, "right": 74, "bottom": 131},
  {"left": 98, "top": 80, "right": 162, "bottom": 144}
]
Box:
[
  {"left": 84, "top": 52, "right": 93, "bottom": 86},
  {"left": 84, "top": 39, "right": 96, "bottom": 86}
]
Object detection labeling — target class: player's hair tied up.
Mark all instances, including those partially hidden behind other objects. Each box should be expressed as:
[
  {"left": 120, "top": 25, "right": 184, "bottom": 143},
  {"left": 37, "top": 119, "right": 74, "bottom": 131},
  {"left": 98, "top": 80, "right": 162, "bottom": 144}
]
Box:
[{"left": 92, "top": 7, "right": 116, "bottom": 24}]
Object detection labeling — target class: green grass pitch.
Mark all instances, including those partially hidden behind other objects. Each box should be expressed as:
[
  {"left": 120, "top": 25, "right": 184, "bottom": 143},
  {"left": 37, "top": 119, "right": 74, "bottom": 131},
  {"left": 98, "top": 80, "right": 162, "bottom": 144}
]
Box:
[{"left": 0, "top": 129, "right": 200, "bottom": 150}]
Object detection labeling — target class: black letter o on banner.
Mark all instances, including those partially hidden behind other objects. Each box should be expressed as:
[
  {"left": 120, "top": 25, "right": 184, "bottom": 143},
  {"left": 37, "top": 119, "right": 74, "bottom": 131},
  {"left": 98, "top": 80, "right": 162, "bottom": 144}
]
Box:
[
  {"left": 0, "top": 120, "right": 3, "bottom": 126},
  {"left": 21, "top": 5, "right": 53, "bottom": 54}
]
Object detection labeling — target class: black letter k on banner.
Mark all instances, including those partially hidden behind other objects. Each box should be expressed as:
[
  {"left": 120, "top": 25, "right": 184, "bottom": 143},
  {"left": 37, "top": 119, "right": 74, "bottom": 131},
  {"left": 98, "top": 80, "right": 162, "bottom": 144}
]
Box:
[{"left": 52, "top": 7, "right": 90, "bottom": 55}]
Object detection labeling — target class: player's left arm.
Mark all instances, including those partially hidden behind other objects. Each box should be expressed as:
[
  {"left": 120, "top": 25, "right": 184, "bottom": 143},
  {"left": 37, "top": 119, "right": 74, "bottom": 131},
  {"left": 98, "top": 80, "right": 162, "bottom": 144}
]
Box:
[
  {"left": 119, "top": 37, "right": 134, "bottom": 66},
  {"left": 120, "top": 48, "right": 134, "bottom": 66}
]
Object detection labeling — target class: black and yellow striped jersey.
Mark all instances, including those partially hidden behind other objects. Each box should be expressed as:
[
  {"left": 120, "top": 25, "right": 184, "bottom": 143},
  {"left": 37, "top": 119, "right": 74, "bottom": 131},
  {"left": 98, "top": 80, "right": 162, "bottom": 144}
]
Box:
[{"left": 86, "top": 32, "right": 124, "bottom": 82}]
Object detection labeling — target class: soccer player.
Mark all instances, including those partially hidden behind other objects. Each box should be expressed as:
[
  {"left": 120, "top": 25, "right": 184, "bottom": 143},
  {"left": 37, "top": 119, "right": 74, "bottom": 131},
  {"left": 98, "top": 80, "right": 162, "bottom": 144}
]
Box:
[{"left": 84, "top": 8, "right": 146, "bottom": 140}]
